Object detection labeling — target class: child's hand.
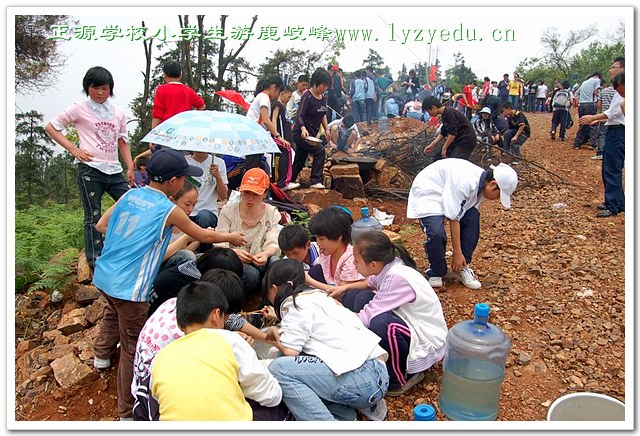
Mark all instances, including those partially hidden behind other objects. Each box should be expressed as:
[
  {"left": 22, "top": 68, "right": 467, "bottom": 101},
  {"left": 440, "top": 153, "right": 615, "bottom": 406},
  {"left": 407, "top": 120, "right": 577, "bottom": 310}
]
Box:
[
  {"left": 72, "top": 148, "right": 94, "bottom": 162},
  {"left": 265, "top": 326, "right": 280, "bottom": 343},
  {"left": 227, "top": 231, "right": 246, "bottom": 247},
  {"left": 237, "top": 331, "right": 254, "bottom": 346},
  {"left": 261, "top": 305, "right": 277, "bottom": 320},
  {"left": 327, "top": 285, "right": 349, "bottom": 299}
]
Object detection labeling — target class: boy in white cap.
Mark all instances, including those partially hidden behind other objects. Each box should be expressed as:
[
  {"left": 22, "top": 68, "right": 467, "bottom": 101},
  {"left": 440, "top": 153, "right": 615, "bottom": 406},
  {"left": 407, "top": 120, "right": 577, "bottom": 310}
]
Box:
[{"left": 407, "top": 159, "right": 517, "bottom": 289}]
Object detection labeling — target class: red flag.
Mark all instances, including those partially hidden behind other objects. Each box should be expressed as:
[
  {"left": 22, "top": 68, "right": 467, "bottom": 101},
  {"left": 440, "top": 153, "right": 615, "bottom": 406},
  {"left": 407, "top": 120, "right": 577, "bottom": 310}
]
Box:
[
  {"left": 429, "top": 65, "right": 438, "bottom": 83},
  {"left": 215, "top": 90, "right": 250, "bottom": 111}
]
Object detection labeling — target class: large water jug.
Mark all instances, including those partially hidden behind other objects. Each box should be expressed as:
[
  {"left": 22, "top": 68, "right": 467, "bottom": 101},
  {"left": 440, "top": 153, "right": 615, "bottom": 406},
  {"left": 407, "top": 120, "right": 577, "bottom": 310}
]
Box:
[
  {"left": 377, "top": 115, "right": 389, "bottom": 133},
  {"left": 438, "top": 303, "right": 510, "bottom": 421},
  {"left": 351, "top": 207, "right": 383, "bottom": 243}
]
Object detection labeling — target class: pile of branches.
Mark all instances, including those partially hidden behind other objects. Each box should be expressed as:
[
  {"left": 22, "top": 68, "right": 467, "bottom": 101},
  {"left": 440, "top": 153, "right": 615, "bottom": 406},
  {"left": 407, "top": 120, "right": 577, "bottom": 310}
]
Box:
[{"left": 357, "top": 126, "right": 572, "bottom": 190}]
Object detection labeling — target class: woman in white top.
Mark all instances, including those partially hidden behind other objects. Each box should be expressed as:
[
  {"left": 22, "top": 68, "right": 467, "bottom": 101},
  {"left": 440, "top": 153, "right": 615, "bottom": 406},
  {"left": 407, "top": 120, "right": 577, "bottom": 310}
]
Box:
[{"left": 264, "top": 259, "right": 389, "bottom": 421}]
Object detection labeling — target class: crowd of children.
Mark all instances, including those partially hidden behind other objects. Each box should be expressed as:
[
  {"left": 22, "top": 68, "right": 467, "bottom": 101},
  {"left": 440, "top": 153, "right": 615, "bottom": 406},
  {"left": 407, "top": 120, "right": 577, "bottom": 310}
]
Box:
[{"left": 43, "top": 62, "right": 526, "bottom": 422}]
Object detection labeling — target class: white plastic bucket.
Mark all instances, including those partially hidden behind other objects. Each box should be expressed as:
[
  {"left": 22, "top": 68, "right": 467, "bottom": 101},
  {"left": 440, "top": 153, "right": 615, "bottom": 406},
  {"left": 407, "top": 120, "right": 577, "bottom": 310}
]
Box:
[{"left": 547, "top": 392, "right": 625, "bottom": 421}]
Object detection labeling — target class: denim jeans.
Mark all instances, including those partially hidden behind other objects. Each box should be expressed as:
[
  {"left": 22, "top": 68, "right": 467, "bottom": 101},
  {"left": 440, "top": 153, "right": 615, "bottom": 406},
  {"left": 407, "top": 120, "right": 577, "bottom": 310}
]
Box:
[
  {"left": 377, "top": 95, "right": 388, "bottom": 116},
  {"left": 77, "top": 164, "right": 130, "bottom": 268},
  {"left": 601, "top": 125, "right": 625, "bottom": 213},
  {"left": 596, "top": 124, "right": 608, "bottom": 155},
  {"left": 418, "top": 207, "right": 480, "bottom": 278},
  {"left": 574, "top": 103, "right": 597, "bottom": 148},
  {"left": 242, "top": 255, "right": 280, "bottom": 294},
  {"left": 291, "top": 132, "right": 326, "bottom": 185},
  {"left": 268, "top": 355, "right": 389, "bottom": 421},
  {"left": 352, "top": 100, "right": 366, "bottom": 123},
  {"left": 365, "top": 98, "right": 376, "bottom": 124},
  {"left": 503, "top": 129, "right": 528, "bottom": 159},
  {"left": 550, "top": 110, "right": 569, "bottom": 140},
  {"left": 159, "top": 249, "right": 197, "bottom": 273},
  {"left": 190, "top": 210, "right": 219, "bottom": 252},
  {"left": 508, "top": 95, "right": 520, "bottom": 110}
]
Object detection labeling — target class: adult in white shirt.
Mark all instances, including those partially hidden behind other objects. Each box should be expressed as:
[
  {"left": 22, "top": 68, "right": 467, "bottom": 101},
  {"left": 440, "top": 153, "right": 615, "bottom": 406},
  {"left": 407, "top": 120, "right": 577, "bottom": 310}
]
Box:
[
  {"left": 578, "top": 67, "right": 625, "bottom": 217},
  {"left": 407, "top": 159, "right": 518, "bottom": 289},
  {"left": 185, "top": 152, "right": 228, "bottom": 251},
  {"left": 535, "top": 81, "right": 548, "bottom": 112}
]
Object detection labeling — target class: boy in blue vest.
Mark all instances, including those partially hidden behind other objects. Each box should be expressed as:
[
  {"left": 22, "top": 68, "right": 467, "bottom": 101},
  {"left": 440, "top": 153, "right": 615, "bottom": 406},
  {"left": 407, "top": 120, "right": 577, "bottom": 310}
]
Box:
[{"left": 91, "top": 148, "right": 246, "bottom": 420}]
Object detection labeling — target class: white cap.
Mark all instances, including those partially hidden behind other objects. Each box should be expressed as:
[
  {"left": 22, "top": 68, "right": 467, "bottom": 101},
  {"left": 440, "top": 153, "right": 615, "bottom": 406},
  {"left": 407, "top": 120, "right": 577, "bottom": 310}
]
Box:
[
  {"left": 491, "top": 163, "right": 518, "bottom": 208},
  {"left": 479, "top": 107, "right": 491, "bottom": 115}
]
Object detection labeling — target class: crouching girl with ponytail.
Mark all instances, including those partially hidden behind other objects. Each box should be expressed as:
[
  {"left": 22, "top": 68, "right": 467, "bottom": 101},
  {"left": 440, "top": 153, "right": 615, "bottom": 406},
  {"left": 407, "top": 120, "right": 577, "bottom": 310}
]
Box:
[
  {"left": 263, "top": 259, "right": 390, "bottom": 421},
  {"left": 336, "top": 230, "right": 449, "bottom": 397}
]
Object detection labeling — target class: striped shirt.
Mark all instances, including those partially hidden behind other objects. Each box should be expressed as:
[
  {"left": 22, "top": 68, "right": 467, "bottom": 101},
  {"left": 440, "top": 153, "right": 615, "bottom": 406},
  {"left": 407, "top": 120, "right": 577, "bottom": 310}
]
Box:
[{"left": 598, "top": 87, "right": 617, "bottom": 113}]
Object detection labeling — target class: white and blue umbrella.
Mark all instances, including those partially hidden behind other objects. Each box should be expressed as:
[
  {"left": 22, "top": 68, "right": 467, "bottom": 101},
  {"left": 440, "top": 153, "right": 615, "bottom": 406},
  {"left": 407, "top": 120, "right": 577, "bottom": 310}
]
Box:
[{"left": 141, "top": 110, "right": 280, "bottom": 157}]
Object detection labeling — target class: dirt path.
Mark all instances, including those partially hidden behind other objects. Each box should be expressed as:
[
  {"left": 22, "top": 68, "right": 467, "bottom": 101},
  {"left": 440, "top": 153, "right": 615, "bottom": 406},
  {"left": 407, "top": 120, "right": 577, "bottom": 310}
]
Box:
[{"left": 16, "top": 111, "right": 625, "bottom": 422}]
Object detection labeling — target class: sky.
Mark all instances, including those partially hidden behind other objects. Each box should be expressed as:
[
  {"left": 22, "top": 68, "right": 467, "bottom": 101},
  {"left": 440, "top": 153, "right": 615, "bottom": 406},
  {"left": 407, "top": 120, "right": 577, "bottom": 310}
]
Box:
[{"left": 11, "top": 5, "right": 629, "bottom": 153}]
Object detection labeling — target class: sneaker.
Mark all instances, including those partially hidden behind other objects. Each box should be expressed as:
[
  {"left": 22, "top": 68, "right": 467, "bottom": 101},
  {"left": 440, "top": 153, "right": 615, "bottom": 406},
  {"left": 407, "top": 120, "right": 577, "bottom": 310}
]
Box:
[
  {"left": 591, "top": 154, "right": 603, "bottom": 160},
  {"left": 560, "top": 137, "right": 566, "bottom": 141},
  {"left": 573, "top": 146, "right": 581, "bottom": 150},
  {"left": 386, "top": 372, "right": 425, "bottom": 397},
  {"left": 512, "top": 160, "right": 521, "bottom": 165},
  {"left": 93, "top": 357, "right": 111, "bottom": 370},
  {"left": 310, "top": 183, "right": 326, "bottom": 189},
  {"left": 358, "top": 399, "right": 387, "bottom": 421},
  {"left": 282, "top": 182, "right": 300, "bottom": 191},
  {"left": 427, "top": 276, "right": 444, "bottom": 288},
  {"left": 588, "top": 144, "right": 598, "bottom": 150},
  {"left": 550, "top": 131, "right": 555, "bottom": 140},
  {"left": 459, "top": 267, "right": 482, "bottom": 290}
]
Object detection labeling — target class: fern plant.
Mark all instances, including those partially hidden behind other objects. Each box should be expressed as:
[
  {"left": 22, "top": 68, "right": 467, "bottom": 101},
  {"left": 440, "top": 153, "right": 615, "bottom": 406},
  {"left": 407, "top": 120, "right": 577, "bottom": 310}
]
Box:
[{"left": 29, "top": 247, "right": 79, "bottom": 293}]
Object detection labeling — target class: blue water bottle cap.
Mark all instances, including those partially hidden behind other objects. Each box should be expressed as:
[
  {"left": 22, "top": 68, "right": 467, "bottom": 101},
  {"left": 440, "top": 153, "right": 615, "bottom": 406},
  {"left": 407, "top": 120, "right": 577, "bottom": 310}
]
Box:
[
  {"left": 414, "top": 404, "right": 436, "bottom": 421},
  {"left": 474, "top": 303, "right": 490, "bottom": 318},
  {"left": 361, "top": 207, "right": 369, "bottom": 217}
]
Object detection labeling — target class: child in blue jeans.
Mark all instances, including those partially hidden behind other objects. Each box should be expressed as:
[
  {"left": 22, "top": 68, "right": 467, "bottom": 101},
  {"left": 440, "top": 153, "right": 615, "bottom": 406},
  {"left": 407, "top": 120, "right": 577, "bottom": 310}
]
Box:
[
  {"left": 335, "top": 231, "right": 448, "bottom": 396},
  {"left": 264, "top": 259, "right": 389, "bottom": 421}
]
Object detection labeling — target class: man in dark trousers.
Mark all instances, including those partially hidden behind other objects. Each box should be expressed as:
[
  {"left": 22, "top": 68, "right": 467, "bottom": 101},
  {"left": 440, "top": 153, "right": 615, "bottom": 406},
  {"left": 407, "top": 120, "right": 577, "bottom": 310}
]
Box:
[{"left": 422, "top": 96, "right": 477, "bottom": 162}]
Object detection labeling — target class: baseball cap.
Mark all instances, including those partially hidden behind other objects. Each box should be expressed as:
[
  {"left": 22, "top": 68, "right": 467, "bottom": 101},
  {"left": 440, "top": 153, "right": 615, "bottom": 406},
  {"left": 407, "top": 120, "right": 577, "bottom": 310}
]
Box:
[
  {"left": 146, "top": 148, "right": 203, "bottom": 182},
  {"left": 491, "top": 163, "right": 518, "bottom": 209},
  {"left": 331, "top": 65, "right": 339, "bottom": 71},
  {"left": 479, "top": 107, "right": 491, "bottom": 115},
  {"left": 239, "top": 168, "right": 270, "bottom": 195}
]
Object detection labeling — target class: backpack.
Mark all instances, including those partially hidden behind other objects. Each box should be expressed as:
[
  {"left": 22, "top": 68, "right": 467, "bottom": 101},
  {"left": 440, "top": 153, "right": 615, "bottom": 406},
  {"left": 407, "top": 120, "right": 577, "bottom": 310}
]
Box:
[
  {"left": 553, "top": 90, "right": 570, "bottom": 109},
  {"left": 266, "top": 183, "right": 308, "bottom": 214}
]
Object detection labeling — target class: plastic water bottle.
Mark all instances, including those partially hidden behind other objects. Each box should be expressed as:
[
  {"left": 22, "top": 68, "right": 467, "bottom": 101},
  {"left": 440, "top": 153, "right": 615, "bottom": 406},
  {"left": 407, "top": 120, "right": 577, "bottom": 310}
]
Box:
[
  {"left": 377, "top": 115, "right": 389, "bottom": 133},
  {"left": 351, "top": 207, "right": 383, "bottom": 243},
  {"left": 414, "top": 404, "right": 437, "bottom": 421},
  {"left": 438, "top": 303, "right": 511, "bottom": 421}
]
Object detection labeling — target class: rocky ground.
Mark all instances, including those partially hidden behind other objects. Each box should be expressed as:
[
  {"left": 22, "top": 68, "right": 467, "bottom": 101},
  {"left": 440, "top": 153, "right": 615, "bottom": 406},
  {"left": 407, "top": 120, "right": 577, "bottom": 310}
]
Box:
[{"left": 14, "top": 111, "right": 626, "bottom": 422}]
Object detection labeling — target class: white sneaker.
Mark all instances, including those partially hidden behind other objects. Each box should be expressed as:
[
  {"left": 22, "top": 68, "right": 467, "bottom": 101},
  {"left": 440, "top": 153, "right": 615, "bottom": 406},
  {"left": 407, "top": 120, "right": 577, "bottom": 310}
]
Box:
[
  {"left": 282, "top": 182, "right": 300, "bottom": 191},
  {"left": 428, "top": 276, "right": 443, "bottom": 288},
  {"left": 310, "top": 183, "right": 326, "bottom": 189},
  {"left": 93, "top": 356, "right": 111, "bottom": 369},
  {"left": 358, "top": 399, "right": 387, "bottom": 421},
  {"left": 459, "top": 267, "right": 482, "bottom": 289},
  {"left": 591, "top": 154, "right": 603, "bottom": 160}
]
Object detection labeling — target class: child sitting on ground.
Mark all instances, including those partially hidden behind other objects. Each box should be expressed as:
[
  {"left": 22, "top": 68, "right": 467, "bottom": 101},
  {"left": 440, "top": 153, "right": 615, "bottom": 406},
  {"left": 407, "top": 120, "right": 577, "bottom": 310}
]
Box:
[
  {"left": 277, "top": 224, "right": 320, "bottom": 274},
  {"left": 264, "top": 259, "right": 389, "bottom": 421},
  {"left": 327, "top": 114, "right": 360, "bottom": 153},
  {"left": 133, "top": 269, "right": 278, "bottom": 420},
  {"left": 91, "top": 148, "right": 245, "bottom": 420},
  {"left": 334, "top": 230, "right": 448, "bottom": 397},
  {"left": 158, "top": 181, "right": 199, "bottom": 272},
  {"left": 306, "top": 206, "right": 363, "bottom": 295},
  {"left": 150, "top": 281, "right": 284, "bottom": 421}
]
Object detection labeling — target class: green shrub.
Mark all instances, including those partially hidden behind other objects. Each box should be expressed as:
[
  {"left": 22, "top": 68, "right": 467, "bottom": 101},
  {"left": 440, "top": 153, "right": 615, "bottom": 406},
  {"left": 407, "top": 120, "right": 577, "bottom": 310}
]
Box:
[{"left": 15, "top": 202, "right": 84, "bottom": 292}]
